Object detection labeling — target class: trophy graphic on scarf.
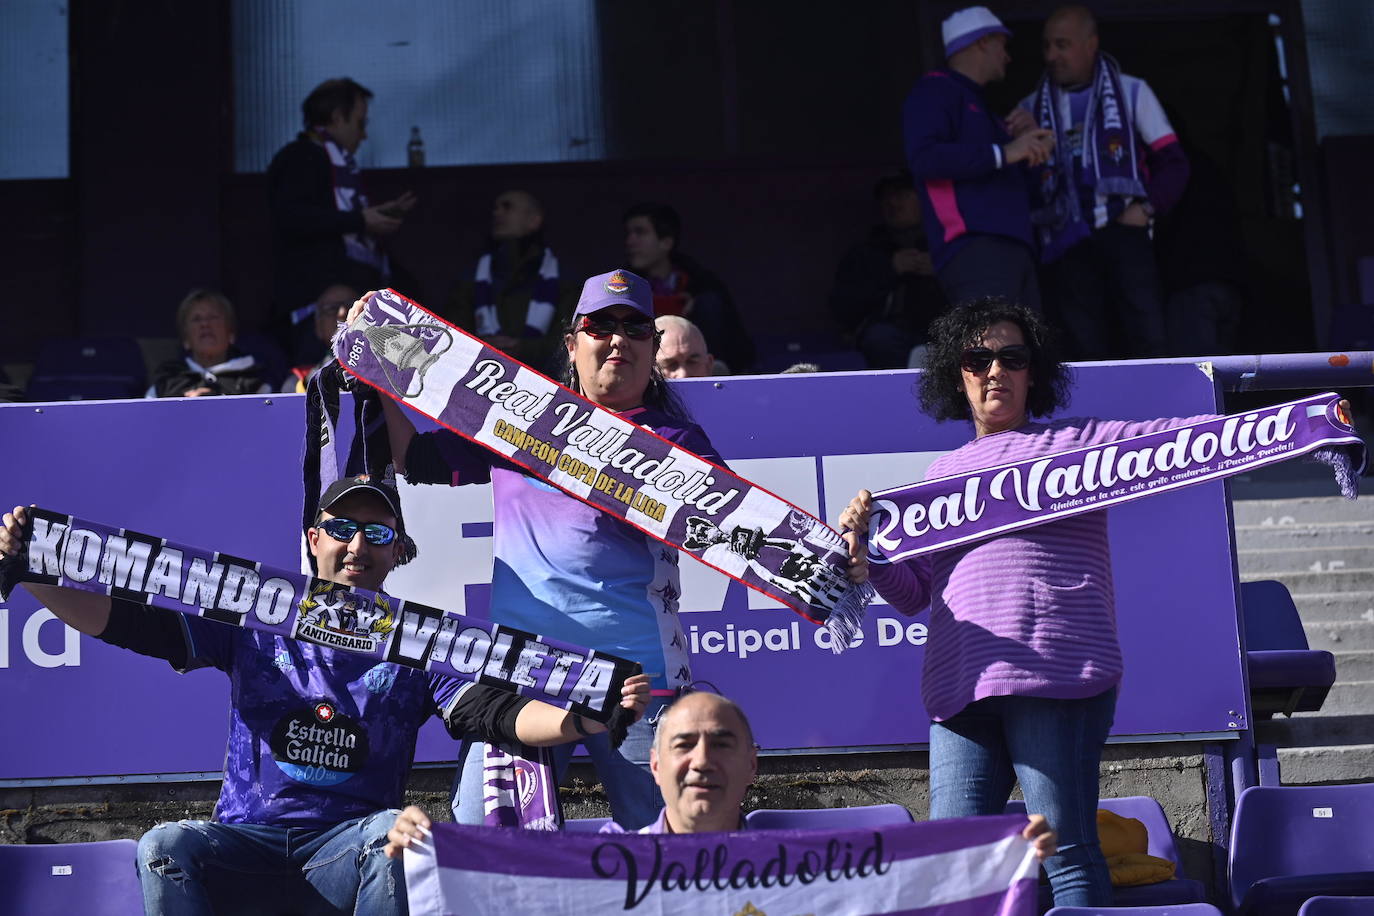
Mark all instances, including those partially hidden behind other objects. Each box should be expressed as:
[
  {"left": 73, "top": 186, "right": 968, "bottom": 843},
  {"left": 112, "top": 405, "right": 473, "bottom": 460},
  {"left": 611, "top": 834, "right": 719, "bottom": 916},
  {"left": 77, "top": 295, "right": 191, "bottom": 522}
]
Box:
[{"left": 361, "top": 323, "right": 452, "bottom": 398}]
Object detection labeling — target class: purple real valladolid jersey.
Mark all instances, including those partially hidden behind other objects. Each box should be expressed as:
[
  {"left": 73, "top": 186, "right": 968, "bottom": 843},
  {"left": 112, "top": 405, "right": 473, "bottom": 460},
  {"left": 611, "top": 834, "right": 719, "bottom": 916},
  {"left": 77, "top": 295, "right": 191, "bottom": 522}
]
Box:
[
  {"left": 415, "top": 405, "right": 723, "bottom": 692},
  {"left": 179, "top": 614, "right": 461, "bottom": 828}
]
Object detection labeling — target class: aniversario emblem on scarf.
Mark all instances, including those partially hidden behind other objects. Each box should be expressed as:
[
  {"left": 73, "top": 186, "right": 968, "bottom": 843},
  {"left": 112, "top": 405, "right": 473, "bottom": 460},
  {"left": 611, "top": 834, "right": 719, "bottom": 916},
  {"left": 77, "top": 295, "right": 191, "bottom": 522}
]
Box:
[
  {"left": 336, "top": 289, "right": 875, "bottom": 650},
  {"left": 1, "top": 510, "right": 638, "bottom": 723},
  {"left": 867, "top": 394, "right": 1364, "bottom": 565}
]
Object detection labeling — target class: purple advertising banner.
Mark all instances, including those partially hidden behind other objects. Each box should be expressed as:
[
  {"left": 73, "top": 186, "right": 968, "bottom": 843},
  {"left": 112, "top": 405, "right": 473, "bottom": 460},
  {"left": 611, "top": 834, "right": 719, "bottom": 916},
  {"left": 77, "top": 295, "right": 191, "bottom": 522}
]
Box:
[{"left": 0, "top": 362, "right": 1247, "bottom": 781}]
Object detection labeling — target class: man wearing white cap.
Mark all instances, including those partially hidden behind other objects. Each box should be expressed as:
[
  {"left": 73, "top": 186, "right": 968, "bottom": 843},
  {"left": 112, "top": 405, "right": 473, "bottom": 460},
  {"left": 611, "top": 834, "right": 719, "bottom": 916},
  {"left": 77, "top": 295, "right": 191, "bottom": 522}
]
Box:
[{"left": 902, "top": 6, "right": 1053, "bottom": 311}]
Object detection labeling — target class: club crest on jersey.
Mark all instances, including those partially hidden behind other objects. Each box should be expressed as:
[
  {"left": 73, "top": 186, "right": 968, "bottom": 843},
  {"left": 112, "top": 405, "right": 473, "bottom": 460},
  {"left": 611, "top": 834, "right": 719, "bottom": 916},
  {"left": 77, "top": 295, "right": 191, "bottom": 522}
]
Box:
[{"left": 294, "top": 582, "right": 395, "bottom": 653}]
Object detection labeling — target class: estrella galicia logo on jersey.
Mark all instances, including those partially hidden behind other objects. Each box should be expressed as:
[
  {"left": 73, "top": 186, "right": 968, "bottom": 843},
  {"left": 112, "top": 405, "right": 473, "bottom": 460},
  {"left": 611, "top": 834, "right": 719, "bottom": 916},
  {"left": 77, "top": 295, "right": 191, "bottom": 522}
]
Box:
[
  {"left": 294, "top": 581, "right": 395, "bottom": 653},
  {"left": 363, "top": 664, "right": 396, "bottom": 695},
  {"left": 269, "top": 702, "right": 370, "bottom": 787}
]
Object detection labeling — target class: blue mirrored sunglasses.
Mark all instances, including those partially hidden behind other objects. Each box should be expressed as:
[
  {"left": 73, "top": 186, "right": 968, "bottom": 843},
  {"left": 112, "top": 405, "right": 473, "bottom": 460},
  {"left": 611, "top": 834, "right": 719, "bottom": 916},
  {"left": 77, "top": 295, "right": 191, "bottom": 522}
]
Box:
[{"left": 319, "top": 517, "right": 397, "bottom": 546}]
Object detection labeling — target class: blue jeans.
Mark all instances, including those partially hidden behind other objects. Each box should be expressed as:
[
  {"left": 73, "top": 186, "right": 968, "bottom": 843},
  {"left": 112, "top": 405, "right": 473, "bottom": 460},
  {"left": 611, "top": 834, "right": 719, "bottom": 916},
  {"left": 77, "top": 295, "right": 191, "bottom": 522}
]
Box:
[
  {"left": 137, "top": 809, "right": 404, "bottom": 915},
  {"left": 452, "top": 696, "right": 666, "bottom": 830},
  {"left": 928, "top": 688, "right": 1117, "bottom": 908}
]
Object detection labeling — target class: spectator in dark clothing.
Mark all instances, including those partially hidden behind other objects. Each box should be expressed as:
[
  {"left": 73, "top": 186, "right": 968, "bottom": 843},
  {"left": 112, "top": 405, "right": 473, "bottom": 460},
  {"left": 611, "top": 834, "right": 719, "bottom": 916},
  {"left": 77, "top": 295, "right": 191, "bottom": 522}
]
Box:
[
  {"left": 903, "top": 7, "right": 1054, "bottom": 313},
  {"left": 267, "top": 77, "right": 416, "bottom": 357},
  {"left": 1013, "top": 5, "right": 1190, "bottom": 359},
  {"left": 441, "top": 189, "right": 574, "bottom": 375},
  {"left": 1153, "top": 129, "right": 1245, "bottom": 356},
  {"left": 284, "top": 281, "right": 360, "bottom": 392},
  {"left": 830, "top": 172, "right": 948, "bottom": 368},
  {"left": 623, "top": 203, "right": 754, "bottom": 373},
  {"left": 148, "top": 289, "right": 270, "bottom": 398}
]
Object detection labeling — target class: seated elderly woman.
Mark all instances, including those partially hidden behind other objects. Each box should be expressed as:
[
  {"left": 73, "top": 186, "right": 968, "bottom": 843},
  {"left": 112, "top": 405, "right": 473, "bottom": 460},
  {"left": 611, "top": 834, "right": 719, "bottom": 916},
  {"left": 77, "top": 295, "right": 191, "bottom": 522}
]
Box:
[{"left": 148, "top": 288, "right": 270, "bottom": 398}]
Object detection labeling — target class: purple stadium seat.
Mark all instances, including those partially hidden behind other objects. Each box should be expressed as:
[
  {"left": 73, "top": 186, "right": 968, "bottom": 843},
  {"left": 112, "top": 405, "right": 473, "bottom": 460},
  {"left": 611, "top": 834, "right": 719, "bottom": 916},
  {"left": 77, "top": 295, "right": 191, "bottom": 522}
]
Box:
[
  {"left": 1241, "top": 580, "right": 1336, "bottom": 718},
  {"left": 1229, "top": 784, "right": 1374, "bottom": 916},
  {"left": 1047, "top": 906, "right": 1223, "bottom": 915},
  {"left": 1007, "top": 796, "right": 1206, "bottom": 907},
  {"left": 564, "top": 817, "right": 613, "bottom": 832},
  {"left": 25, "top": 337, "right": 148, "bottom": 401},
  {"left": 744, "top": 804, "right": 913, "bottom": 830},
  {"left": 1299, "top": 898, "right": 1374, "bottom": 915},
  {"left": 0, "top": 839, "right": 142, "bottom": 915}
]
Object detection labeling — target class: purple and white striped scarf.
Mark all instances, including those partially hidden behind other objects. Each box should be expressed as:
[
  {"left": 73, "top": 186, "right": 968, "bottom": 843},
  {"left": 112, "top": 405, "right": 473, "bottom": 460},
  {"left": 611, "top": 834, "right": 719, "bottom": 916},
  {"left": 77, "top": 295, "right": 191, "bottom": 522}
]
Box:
[
  {"left": 866, "top": 394, "right": 1363, "bottom": 565},
  {"left": 403, "top": 816, "right": 1039, "bottom": 915},
  {"left": 1029, "top": 53, "right": 1146, "bottom": 261},
  {"left": 316, "top": 129, "right": 388, "bottom": 274},
  {"left": 336, "top": 289, "right": 875, "bottom": 651},
  {"left": 472, "top": 245, "right": 560, "bottom": 338}
]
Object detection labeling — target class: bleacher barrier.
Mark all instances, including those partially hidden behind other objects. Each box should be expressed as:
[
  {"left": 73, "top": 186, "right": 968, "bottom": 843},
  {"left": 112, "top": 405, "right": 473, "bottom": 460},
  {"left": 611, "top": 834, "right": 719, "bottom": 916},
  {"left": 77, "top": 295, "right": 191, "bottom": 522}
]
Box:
[
  {"left": 1229, "top": 783, "right": 1374, "bottom": 915},
  {"left": 744, "top": 803, "right": 914, "bottom": 830},
  {"left": 0, "top": 839, "right": 142, "bottom": 915},
  {"left": 1297, "top": 897, "right": 1374, "bottom": 915},
  {"left": 1046, "top": 905, "right": 1223, "bottom": 915}
]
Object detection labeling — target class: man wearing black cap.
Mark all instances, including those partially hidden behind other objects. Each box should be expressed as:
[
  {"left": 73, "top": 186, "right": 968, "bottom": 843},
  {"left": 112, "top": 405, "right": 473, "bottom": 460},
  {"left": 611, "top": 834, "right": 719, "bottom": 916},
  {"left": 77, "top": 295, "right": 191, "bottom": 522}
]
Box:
[{"left": 0, "top": 482, "right": 647, "bottom": 915}]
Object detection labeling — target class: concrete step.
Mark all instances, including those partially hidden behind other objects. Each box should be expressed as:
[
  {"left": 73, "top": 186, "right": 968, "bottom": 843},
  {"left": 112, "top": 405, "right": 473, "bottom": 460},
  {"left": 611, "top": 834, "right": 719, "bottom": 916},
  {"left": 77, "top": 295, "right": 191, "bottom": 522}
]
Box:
[
  {"left": 1243, "top": 569, "right": 1374, "bottom": 594},
  {"left": 1277, "top": 744, "right": 1374, "bottom": 785},
  {"left": 1335, "top": 651, "right": 1374, "bottom": 681},
  {"left": 1239, "top": 546, "right": 1374, "bottom": 575},
  {"left": 1305, "top": 621, "right": 1374, "bottom": 651},
  {"left": 1233, "top": 521, "right": 1374, "bottom": 551},
  {"left": 1232, "top": 498, "right": 1374, "bottom": 527},
  {"left": 1290, "top": 681, "right": 1374, "bottom": 716},
  {"left": 1290, "top": 593, "right": 1374, "bottom": 625},
  {"left": 1255, "top": 713, "right": 1374, "bottom": 747}
]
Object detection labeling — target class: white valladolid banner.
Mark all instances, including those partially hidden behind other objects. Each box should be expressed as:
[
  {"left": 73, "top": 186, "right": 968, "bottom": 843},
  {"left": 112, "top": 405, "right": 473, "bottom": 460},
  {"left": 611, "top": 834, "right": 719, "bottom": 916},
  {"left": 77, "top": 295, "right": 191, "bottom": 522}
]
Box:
[{"left": 404, "top": 817, "right": 1038, "bottom": 916}]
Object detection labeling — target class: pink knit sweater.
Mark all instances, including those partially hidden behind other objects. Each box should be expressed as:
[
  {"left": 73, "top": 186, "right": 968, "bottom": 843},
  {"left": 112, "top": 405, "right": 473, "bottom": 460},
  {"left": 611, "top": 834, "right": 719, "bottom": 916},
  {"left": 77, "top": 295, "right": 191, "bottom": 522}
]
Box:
[{"left": 869, "top": 415, "right": 1210, "bottom": 721}]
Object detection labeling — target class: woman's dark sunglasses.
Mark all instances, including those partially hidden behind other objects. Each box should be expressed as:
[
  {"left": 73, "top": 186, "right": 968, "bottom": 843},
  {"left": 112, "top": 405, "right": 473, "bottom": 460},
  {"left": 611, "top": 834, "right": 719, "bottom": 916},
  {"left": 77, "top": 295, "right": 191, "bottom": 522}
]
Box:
[
  {"left": 318, "top": 517, "right": 397, "bottom": 546},
  {"left": 960, "top": 344, "right": 1032, "bottom": 373},
  {"left": 578, "top": 315, "right": 656, "bottom": 341}
]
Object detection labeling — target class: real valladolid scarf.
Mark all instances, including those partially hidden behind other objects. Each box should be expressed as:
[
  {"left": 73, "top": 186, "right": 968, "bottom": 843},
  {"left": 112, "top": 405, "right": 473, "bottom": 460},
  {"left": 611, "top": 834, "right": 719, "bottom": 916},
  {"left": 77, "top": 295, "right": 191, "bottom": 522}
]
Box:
[
  {"left": 865, "top": 394, "right": 1363, "bottom": 565},
  {"left": 473, "top": 246, "right": 560, "bottom": 339},
  {"left": 316, "top": 128, "right": 388, "bottom": 274},
  {"left": 1029, "top": 52, "right": 1146, "bottom": 262},
  {"left": 0, "top": 509, "right": 640, "bottom": 730},
  {"left": 335, "top": 289, "right": 876, "bottom": 650}
]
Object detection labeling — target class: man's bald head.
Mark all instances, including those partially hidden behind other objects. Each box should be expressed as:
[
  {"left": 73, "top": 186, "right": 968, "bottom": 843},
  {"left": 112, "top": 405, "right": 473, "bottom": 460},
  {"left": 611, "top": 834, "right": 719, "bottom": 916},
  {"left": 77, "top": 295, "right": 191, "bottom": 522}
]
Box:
[
  {"left": 654, "top": 315, "right": 715, "bottom": 379},
  {"left": 1043, "top": 4, "right": 1100, "bottom": 87},
  {"left": 650, "top": 691, "right": 757, "bottom": 833}
]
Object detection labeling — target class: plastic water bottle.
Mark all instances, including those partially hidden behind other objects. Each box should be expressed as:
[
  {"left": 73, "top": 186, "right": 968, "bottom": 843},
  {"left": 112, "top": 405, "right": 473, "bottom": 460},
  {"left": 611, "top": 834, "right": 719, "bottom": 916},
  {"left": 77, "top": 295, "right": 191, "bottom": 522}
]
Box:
[{"left": 407, "top": 126, "right": 425, "bottom": 168}]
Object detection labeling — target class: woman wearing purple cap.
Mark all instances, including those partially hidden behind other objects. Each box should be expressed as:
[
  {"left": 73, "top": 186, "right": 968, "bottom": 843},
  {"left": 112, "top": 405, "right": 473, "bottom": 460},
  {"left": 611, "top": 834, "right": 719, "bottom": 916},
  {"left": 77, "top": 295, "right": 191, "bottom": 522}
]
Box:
[{"left": 352, "top": 269, "right": 723, "bottom": 830}]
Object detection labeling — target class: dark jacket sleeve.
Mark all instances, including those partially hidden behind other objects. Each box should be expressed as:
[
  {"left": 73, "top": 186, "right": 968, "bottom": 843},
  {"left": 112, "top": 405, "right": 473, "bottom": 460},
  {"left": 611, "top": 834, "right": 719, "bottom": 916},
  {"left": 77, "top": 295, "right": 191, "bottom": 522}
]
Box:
[
  {"left": 267, "top": 140, "right": 367, "bottom": 243},
  {"left": 829, "top": 238, "right": 897, "bottom": 330},
  {"left": 97, "top": 598, "right": 192, "bottom": 669},
  {"left": 903, "top": 78, "right": 1001, "bottom": 182},
  {"left": 437, "top": 681, "right": 530, "bottom": 744}
]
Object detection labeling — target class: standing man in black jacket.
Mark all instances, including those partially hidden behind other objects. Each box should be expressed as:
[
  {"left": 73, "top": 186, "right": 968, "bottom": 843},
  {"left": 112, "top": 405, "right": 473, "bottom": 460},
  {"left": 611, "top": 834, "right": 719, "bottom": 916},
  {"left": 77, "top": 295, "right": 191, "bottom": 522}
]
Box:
[{"left": 267, "top": 78, "right": 416, "bottom": 361}]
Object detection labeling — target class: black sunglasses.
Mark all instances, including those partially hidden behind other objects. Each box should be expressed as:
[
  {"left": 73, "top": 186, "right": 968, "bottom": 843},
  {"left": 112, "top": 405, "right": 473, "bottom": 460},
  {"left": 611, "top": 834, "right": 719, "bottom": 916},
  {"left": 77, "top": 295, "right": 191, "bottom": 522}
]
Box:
[
  {"left": 960, "top": 344, "right": 1032, "bottom": 373},
  {"left": 318, "top": 517, "right": 398, "bottom": 546},
  {"left": 578, "top": 314, "right": 656, "bottom": 341}
]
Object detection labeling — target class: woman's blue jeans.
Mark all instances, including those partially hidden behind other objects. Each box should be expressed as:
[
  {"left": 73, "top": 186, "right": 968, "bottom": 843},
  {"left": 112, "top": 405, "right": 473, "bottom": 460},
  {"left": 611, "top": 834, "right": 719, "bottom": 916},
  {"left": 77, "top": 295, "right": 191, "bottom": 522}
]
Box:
[{"left": 928, "top": 688, "right": 1117, "bottom": 908}]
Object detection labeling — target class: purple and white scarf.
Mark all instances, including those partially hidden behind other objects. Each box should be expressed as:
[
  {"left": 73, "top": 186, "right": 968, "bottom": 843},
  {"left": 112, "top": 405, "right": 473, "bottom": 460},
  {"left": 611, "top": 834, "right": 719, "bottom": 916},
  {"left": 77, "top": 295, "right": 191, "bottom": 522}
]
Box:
[
  {"left": 0, "top": 510, "right": 641, "bottom": 729},
  {"left": 336, "top": 289, "right": 875, "bottom": 651},
  {"left": 1029, "top": 53, "right": 1146, "bottom": 261},
  {"left": 473, "top": 245, "right": 560, "bottom": 339},
  {"left": 403, "top": 816, "right": 1039, "bottom": 915},
  {"left": 481, "top": 741, "right": 561, "bottom": 830},
  {"left": 316, "top": 128, "right": 388, "bottom": 274},
  {"left": 865, "top": 394, "right": 1363, "bottom": 564}
]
